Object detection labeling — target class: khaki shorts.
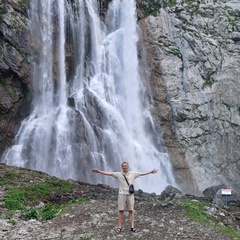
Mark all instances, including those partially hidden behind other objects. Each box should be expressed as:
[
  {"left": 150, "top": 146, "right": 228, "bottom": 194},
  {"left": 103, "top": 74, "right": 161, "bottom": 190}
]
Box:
[{"left": 118, "top": 194, "right": 134, "bottom": 211}]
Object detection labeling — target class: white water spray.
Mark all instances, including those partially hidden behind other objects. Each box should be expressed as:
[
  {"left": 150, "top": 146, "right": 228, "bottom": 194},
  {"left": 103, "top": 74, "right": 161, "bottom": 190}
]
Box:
[{"left": 1, "top": 0, "right": 177, "bottom": 193}]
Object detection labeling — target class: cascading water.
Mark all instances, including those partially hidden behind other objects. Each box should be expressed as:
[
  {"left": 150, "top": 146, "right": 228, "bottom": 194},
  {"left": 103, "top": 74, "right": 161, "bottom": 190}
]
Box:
[{"left": 1, "top": 0, "right": 177, "bottom": 193}]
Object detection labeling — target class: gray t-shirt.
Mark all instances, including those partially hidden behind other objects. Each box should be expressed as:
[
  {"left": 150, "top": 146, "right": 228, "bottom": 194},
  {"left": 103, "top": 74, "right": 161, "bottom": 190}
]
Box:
[{"left": 112, "top": 171, "right": 140, "bottom": 195}]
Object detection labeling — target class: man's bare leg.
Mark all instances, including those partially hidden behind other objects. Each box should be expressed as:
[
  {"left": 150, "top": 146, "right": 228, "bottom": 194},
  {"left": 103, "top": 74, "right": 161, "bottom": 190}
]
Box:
[
  {"left": 118, "top": 210, "right": 124, "bottom": 228},
  {"left": 129, "top": 211, "right": 134, "bottom": 228}
]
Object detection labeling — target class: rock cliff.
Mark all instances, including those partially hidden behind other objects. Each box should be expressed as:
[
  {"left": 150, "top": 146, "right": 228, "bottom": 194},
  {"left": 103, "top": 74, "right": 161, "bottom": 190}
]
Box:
[
  {"left": 0, "top": 0, "right": 31, "bottom": 154},
  {"left": 1, "top": 0, "right": 240, "bottom": 195},
  {"left": 138, "top": 0, "right": 240, "bottom": 194}
]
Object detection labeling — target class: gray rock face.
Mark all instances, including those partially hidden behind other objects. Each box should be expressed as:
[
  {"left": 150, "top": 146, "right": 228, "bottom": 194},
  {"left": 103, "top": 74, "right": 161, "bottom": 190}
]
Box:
[
  {"left": 141, "top": 0, "right": 240, "bottom": 194},
  {"left": 0, "top": 0, "right": 31, "bottom": 155}
]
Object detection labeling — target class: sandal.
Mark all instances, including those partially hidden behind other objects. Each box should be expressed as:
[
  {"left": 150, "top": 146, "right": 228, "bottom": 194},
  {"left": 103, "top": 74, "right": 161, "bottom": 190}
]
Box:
[
  {"left": 130, "top": 228, "right": 138, "bottom": 233},
  {"left": 116, "top": 228, "right": 122, "bottom": 234}
]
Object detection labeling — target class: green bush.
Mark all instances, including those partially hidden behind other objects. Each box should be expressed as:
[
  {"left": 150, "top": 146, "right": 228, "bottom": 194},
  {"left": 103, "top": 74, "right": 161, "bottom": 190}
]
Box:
[
  {"left": 41, "top": 203, "right": 61, "bottom": 221},
  {"left": 2, "top": 173, "right": 88, "bottom": 222},
  {"left": 4, "top": 189, "right": 27, "bottom": 210},
  {"left": 23, "top": 208, "right": 38, "bottom": 220}
]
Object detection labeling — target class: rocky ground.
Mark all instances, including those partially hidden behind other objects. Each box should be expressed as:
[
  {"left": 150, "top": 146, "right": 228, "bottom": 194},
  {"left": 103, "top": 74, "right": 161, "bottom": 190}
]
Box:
[{"left": 0, "top": 163, "right": 240, "bottom": 240}]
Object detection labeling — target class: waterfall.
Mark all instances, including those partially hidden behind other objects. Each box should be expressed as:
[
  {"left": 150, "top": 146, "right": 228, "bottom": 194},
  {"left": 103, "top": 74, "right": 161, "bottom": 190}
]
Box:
[{"left": 1, "top": 0, "right": 177, "bottom": 193}]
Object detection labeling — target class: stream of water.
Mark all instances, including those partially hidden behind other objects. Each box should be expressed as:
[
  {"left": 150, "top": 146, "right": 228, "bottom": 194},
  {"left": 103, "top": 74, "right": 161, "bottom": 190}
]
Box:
[{"left": 1, "top": 0, "right": 176, "bottom": 193}]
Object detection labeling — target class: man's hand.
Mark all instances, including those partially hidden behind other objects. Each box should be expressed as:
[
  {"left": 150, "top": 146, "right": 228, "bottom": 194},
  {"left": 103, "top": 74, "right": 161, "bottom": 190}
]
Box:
[
  {"left": 92, "top": 168, "right": 113, "bottom": 176},
  {"left": 151, "top": 169, "right": 158, "bottom": 174},
  {"left": 139, "top": 169, "right": 158, "bottom": 176},
  {"left": 92, "top": 168, "right": 99, "bottom": 173}
]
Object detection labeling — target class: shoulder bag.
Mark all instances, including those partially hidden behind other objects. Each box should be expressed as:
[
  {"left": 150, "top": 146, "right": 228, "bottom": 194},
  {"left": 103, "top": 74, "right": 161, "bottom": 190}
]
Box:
[{"left": 123, "top": 174, "right": 134, "bottom": 194}]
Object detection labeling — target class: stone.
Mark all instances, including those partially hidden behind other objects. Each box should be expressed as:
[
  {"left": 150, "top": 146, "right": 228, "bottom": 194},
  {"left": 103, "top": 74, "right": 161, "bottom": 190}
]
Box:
[
  {"left": 203, "top": 185, "right": 226, "bottom": 201},
  {"left": 161, "top": 185, "right": 183, "bottom": 200},
  {"left": 213, "top": 189, "right": 238, "bottom": 206}
]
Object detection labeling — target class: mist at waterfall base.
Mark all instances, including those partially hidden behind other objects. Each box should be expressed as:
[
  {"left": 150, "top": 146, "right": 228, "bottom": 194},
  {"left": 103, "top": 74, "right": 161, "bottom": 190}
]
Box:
[{"left": 1, "top": 0, "right": 177, "bottom": 194}]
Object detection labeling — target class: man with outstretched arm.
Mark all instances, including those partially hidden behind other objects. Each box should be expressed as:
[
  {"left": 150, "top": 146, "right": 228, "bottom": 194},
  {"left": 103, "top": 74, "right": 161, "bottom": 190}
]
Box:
[{"left": 92, "top": 161, "right": 158, "bottom": 234}]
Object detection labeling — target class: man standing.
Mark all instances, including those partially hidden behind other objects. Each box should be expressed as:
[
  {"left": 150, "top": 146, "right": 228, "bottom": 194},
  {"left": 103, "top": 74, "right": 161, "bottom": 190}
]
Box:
[{"left": 92, "top": 162, "right": 158, "bottom": 234}]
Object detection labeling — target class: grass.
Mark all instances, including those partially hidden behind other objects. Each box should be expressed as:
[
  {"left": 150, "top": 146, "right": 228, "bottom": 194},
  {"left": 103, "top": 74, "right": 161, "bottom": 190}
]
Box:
[
  {"left": 4, "top": 172, "right": 21, "bottom": 179},
  {"left": 140, "top": 1, "right": 162, "bottom": 17},
  {"left": 0, "top": 169, "right": 90, "bottom": 221},
  {"left": 8, "top": 219, "right": 17, "bottom": 225},
  {"left": 162, "top": 0, "right": 177, "bottom": 8},
  {"left": 0, "top": 172, "right": 22, "bottom": 186},
  {"left": 176, "top": 199, "right": 240, "bottom": 239},
  {"left": 182, "top": 199, "right": 215, "bottom": 223},
  {"left": 3, "top": 182, "right": 89, "bottom": 220},
  {"left": 3, "top": 179, "right": 73, "bottom": 209}
]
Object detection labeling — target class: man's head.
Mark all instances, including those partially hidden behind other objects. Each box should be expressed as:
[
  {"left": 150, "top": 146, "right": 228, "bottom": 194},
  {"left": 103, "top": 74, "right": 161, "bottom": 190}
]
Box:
[{"left": 121, "top": 162, "right": 129, "bottom": 173}]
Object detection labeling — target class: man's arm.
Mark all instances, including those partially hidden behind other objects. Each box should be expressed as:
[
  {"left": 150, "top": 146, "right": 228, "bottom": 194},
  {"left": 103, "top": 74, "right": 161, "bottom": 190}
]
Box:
[
  {"left": 92, "top": 168, "right": 113, "bottom": 176},
  {"left": 139, "top": 169, "right": 158, "bottom": 176}
]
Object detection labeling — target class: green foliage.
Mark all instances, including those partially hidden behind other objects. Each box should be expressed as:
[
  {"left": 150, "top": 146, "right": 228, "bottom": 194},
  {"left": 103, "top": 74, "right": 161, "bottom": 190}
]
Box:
[
  {"left": 202, "top": 74, "right": 214, "bottom": 88},
  {"left": 1, "top": 168, "right": 89, "bottom": 222},
  {"left": 183, "top": 0, "right": 198, "bottom": 4},
  {"left": 23, "top": 205, "right": 56, "bottom": 221},
  {"left": 216, "top": 227, "right": 240, "bottom": 239},
  {"left": 26, "top": 182, "right": 52, "bottom": 202},
  {"left": 4, "top": 172, "right": 21, "bottom": 180},
  {"left": 41, "top": 203, "right": 61, "bottom": 221},
  {"left": 3, "top": 179, "right": 89, "bottom": 221},
  {"left": 4, "top": 188, "right": 27, "bottom": 210},
  {"left": 0, "top": 172, "right": 22, "bottom": 186},
  {"left": 22, "top": 198, "right": 89, "bottom": 221},
  {"left": 162, "top": 0, "right": 177, "bottom": 8},
  {"left": 177, "top": 199, "right": 240, "bottom": 239},
  {"left": 23, "top": 208, "right": 38, "bottom": 220},
  {"left": 157, "top": 196, "right": 165, "bottom": 201},
  {"left": 223, "top": 13, "right": 238, "bottom": 32},
  {"left": 183, "top": 200, "right": 214, "bottom": 223},
  {"left": 3, "top": 178, "right": 73, "bottom": 211},
  {"left": 5, "top": 211, "right": 16, "bottom": 218},
  {"left": 4, "top": 199, "right": 23, "bottom": 211},
  {"left": 140, "top": 1, "right": 162, "bottom": 17},
  {"left": 8, "top": 219, "right": 17, "bottom": 225},
  {"left": 169, "top": 49, "right": 183, "bottom": 60},
  {"left": 22, "top": 178, "right": 31, "bottom": 182},
  {"left": 67, "top": 197, "right": 90, "bottom": 205}
]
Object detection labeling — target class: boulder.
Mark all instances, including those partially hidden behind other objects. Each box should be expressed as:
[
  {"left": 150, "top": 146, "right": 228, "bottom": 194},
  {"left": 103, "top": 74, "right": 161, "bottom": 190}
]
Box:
[
  {"left": 160, "top": 185, "right": 183, "bottom": 200},
  {"left": 203, "top": 185, "right": 226, "bottom": 201},
  {"left": 213, "top": 189, "right": 238, "bottom": 206}
]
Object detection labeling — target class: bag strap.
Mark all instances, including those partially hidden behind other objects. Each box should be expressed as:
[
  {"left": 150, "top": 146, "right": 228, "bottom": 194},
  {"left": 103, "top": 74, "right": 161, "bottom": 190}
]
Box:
[{"left": 123, "top": 174, "right": 130, "bottom": 186}]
